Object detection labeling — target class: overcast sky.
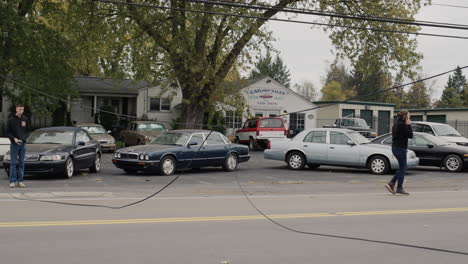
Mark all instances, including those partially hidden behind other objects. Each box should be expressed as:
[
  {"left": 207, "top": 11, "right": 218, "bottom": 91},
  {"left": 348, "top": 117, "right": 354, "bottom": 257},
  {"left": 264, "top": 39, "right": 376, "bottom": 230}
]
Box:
[{"left": 267, "top": 0, "right": 468, "bottom": 100}]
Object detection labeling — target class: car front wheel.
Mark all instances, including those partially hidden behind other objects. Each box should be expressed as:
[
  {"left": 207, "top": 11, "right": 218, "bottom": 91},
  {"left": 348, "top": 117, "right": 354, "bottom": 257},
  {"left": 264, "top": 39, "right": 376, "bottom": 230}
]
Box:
[
  {"left": 368, "top": 155, "right": 389, "bottom": 175},
  {"left": 65, "top": 157, "right": 74, "bottom": 179},
  {"left": 160, "top": 156, "right": 176, "bottom": 176},
  {"left": 287, "top": 152, "right": 306, "bottom": 170},
  {"left": 444, "top": 154, "right": 463, "bottom": 172}
]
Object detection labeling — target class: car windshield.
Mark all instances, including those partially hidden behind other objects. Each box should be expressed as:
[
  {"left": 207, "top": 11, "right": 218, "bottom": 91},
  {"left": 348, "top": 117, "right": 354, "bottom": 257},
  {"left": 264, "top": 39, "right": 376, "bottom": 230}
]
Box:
[
  {"left": 150, "top": 132, "right": 190, "bottom": 146},
  {"left": 28, "top": 131, "right": 74, "bottom": 145},
  {"left": 80, "top": 126, "right": 106, "bottom": 134},
  {"left": 137, "top": 123, "right": 165, "bottom": 131},
  {"left": 341, "top": 119, "right": 369, "bottom": 128},
  {"left": 347, "top": 131, "right": 371, "bottom": 144},
  {"left": 432, "top": 124, "right": 462, "bottom": 137}
]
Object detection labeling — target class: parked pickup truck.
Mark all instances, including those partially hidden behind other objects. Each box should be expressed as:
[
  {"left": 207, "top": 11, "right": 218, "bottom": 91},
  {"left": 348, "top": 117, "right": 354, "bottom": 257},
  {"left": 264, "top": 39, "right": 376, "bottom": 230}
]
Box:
[
  {"left": 323, "top": 118, "right": 377, "bottom": 138},
  {"left": 235, "top": 117, "right": 287, "bottom": 151},
  {"left": 120, "top": 121, "right": 166, "bottom": 146}
]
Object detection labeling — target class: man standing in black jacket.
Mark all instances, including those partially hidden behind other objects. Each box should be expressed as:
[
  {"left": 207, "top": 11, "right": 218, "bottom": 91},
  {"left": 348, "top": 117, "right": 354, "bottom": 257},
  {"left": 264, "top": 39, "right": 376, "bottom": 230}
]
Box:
[
  {"left": 6, "top": 104, "right": 30, "bottom": 188},
  {"left": 385, "top": 110, "right": 413, "bottom": 195}
]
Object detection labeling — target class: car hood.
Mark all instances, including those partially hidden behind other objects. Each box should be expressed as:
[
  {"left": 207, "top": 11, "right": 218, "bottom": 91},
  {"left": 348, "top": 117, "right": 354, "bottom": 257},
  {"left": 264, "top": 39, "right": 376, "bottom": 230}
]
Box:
[
  {"left": 90, "top": 134, "right": 114, "bottom": 141},
  {"left": 118, "top": 144, "right": 182, "bottom": 153},
  {"left": 440, "top": 136, "right": 468, "bottom": 144},
  {"left": 24, "top": 144, "right": 72, "bottom": 154}
]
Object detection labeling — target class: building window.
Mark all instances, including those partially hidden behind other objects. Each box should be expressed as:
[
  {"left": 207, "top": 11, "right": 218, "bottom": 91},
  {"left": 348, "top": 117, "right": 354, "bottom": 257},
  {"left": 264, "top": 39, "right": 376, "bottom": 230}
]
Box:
[
  {"left": 289, "top": 113, "right": 305, "bottom": 135},
  {"left": 255, "top": 112, "right": 263, "bottom": 117},
  {"left": 225, "top": 111, "right": 242, "bottom": 129},
  {"left": 150, "top": 98, "right": 171, "bottom": 111}
]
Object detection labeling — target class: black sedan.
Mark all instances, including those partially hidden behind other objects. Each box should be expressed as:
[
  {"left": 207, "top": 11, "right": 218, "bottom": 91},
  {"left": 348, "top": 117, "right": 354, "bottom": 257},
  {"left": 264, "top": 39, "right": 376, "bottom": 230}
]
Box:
[
  {"left": 371, "top": 132, "right": 468, "bottom": 172},
  {"left": 3, "top": 127, "right": 102, "bottom": 178},
  {"left": 112, "top": 130, "right": 250, "bottom": 175}
]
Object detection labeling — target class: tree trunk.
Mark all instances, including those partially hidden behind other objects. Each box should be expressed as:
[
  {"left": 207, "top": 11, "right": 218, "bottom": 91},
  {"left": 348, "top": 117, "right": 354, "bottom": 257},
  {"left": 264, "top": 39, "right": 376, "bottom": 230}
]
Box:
[{"left": 180, "top": 102, "right": 205, "bottom": 129}]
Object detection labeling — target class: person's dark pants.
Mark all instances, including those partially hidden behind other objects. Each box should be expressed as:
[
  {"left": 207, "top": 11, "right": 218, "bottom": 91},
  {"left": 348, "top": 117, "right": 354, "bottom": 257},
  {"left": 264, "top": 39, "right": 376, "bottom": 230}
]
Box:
[
  {"left": 9, "top": 143, "right": 26, "bottom": 184},
  {"left": 390, "top": 145, "right": 407, "bottom": 189}
]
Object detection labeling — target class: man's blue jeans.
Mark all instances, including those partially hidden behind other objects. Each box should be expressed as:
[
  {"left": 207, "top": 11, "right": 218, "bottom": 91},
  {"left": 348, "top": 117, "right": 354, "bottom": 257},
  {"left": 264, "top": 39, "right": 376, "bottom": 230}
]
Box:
[
  {"left": 391, "top": 145, "right": 407, "bottom": 188},
  {"left": 10, "top": 143, "right": 26, "bottom": 183}
]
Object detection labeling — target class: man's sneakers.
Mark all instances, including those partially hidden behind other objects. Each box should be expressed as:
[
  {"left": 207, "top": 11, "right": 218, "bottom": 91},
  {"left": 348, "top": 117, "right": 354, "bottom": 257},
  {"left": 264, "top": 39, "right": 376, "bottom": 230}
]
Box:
[
  {"left": 8, "top": 182, "right": 26, "bottom": 188},
  {"left": 395, "top": 188, "right": 409, "bottom": 195},
  {"left": 385, "top": 183, "right": 410, "bottom": 195},
  {"left": 385, "top": 182, "right": 395, "bottom": 194}
]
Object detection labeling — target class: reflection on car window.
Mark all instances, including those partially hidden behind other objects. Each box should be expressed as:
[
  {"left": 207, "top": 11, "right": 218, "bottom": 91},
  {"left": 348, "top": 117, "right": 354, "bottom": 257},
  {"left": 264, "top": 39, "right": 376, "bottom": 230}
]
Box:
[
  {"left": 76, "top": 131, "right": 91, "bottom": 144},
  {"left": 259, "top": 119, "right": 283, "bottom": 128},
  {"left": 303, "top": 131, "right": 326, "bottom": 143},
  {"left": 151, "top": 133, "right": 190, "bottom": 145},
  {"left": 422, "top": 125, "right": 435, "bottom": 135},
  {"left": 205, "top": 133, "right": 226, "bottom": 145},
  {"left": 189, "top": 134, "right": 204, "bottom": 145},
  {"left": 81, "top": 126, "right": 106, "bottom": 134},
  {"left": 330, "top": 132, "right": 351, "bottom": 145},
  {"left": 383, "top": 137, "right": 393, "bottom": 145},
  {"left": 414, "top": 136, "right": 431, "bottom": 146},
  {"left": 137, "top": 123, "right": 165, "bottom": 131},
  {"left": 28, "top": 131, "right": 75, "bottom": 145}
]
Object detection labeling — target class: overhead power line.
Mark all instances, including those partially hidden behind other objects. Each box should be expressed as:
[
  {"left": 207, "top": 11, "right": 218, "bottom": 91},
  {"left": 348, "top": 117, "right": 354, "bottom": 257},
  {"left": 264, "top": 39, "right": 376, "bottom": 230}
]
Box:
[
  {"left": 179, "top": 0, "right": 468, "bottom": 31},
  {"left": 93, "top": 0, "right": 468, "bottom": 40},
  {"left": 432, "top": 3, "right": 468, "bottom": 9}
]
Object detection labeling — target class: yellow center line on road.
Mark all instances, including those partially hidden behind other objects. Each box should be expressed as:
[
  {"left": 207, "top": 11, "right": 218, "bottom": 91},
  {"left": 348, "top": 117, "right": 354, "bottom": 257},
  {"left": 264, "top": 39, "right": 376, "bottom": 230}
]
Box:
[{"left": 2, "top": 207, "right": 468, "bottom": 228}]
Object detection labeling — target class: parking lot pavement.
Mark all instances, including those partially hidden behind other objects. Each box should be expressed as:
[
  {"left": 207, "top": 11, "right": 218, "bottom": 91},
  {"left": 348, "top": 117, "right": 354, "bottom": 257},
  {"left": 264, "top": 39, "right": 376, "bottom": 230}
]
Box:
[{"left": 0, "top": 152, "right": 468, "bottom": 198}]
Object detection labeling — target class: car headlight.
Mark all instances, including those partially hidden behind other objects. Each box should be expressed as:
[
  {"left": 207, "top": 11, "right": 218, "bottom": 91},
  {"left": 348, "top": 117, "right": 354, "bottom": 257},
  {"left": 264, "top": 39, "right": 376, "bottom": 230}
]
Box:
[
  {"left": 139, "top": 154, "right": 145, "bottom": 160},
  {"left": 407, "top": 151, "right": 416, "bottom": 159},
  {"left": 114, "top": 152, "right": 121, "bottom": 158},
  {"left": 5, "top": 154, "right": 10, "bottom": 161},
  {"left": 145, "top": 154, "right": 150, "bottom": 160},
  {"left": 109, "top": 138, "right": 115, "bottom": 144},
  {"left": 40, "top": 155, "right": 62, "bottom": 161}
]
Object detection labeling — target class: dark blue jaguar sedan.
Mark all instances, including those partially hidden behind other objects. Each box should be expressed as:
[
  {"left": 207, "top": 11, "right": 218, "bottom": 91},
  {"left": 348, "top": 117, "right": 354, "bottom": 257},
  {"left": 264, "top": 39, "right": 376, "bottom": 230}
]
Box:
[{"left": 112, "top": 130, "right": 250, "bottom": 175}]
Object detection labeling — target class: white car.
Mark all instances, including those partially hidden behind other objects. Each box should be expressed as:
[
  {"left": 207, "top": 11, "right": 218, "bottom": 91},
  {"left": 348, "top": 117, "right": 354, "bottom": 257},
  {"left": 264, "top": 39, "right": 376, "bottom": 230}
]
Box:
[
  {"left": 264, "top": 128, "right": 419, "bottom": 174},
  {"left": 0, "top": 138, "right": 10, "bottom": 167},
  {"left": 411, "top": 122, "right": 468, "bottom": 146}
]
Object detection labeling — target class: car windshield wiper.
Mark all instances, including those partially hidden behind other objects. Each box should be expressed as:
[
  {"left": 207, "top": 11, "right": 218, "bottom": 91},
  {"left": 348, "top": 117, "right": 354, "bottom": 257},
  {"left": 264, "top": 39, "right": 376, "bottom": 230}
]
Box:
[
  {"left": 35, "top": 142, "right": 61, "bottom": 144},
  {"left": 443, "top": 134, "right": 461, "bottom": 137}
]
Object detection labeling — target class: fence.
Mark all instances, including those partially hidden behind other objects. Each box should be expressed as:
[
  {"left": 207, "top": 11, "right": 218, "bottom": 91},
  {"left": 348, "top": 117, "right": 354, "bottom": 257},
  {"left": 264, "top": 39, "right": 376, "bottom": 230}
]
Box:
[{"left": 446, "top": 120, "right": 468, "bottom": 137}]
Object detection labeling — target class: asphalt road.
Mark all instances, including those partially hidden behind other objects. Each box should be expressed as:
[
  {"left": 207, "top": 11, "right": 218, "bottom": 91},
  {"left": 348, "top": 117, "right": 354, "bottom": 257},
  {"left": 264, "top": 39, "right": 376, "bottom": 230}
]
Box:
[{"left": 1, "top": 152, "right": 468, "bottom": 263}]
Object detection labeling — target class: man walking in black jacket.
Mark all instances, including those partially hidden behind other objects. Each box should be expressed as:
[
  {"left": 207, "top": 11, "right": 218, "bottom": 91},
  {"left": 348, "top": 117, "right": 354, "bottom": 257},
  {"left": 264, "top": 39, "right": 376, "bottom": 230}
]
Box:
[
  {"left": 6, "top": 104, "right": 30, "bottom": 188},
  {"left": 385, "top": 110, "right": 413, "bottom": 195}
]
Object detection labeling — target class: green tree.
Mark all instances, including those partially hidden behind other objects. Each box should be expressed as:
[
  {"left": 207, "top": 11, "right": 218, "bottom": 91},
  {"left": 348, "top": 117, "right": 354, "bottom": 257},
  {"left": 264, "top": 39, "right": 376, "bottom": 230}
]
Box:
[
  {"left": 322, "top": 61, "right": 356, "bottom": 99},
  {"left": 321, "top": 81, "right": 346, "bottom": 101},
  {"left": 437, "top": 87, "right": 464, "bottom": 108},
  {"left": 404, "top": 81, "right": 431, "bottom": 109},
  {"left": 57, "top": 0, "right": 425, "bottom": 125},
  {"left": 293, "top": 80, "right": 317, "bottom": 101},
  {"left": 249, "top": 51, "right": 291, "bottom": 87},
  {"left": 0, "top": 1, "right": 75, "bottom": 115},
  {"left": 447, "top": 67, "right": 467, "bottom": 94}
]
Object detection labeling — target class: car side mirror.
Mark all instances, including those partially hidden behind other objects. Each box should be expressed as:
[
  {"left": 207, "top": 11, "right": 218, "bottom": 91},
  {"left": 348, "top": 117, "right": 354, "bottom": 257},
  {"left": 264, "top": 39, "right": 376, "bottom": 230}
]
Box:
[
  {"left": 332, "top": 124, "right": 337, "bottom": 127},
  {"left": 107, "top": 130, "right": 111, "bottom": 134},
  {"left": 427, "top": 144, "right": 434, "bottom": 148},
  {"left": 347, "top": 140, "right": 356, "bottom": 146},
  {"left": 77, "top": 141, "right": 86, "bottom": 146},
  {"left": 187, "top": 141, "right": 198, "bottom": 147}
]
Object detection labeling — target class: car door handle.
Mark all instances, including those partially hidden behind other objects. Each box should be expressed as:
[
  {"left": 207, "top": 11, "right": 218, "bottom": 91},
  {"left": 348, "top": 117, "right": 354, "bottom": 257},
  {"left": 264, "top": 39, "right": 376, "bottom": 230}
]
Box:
[
  {"left": 329, "top": 147, "right": 335, "bottom": 149},
  {"left": 303, "top": 145, "right": 308, "bottom": 147}
]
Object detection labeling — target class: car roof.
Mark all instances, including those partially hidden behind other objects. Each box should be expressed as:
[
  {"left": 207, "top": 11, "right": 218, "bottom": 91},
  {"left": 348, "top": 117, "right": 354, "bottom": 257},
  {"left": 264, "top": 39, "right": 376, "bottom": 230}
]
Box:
[
  {"left": 411, "top": 121, "right": 447, "bottom": 126},
  {"left": 74, "top": 123, "right": 103, "bottom": 127},
  {"left": 167, "top": 129, "right": 221, "bottom": 134},
  {"left": 35, "top": 126, "right": 83, "bottom": 132},
  {"left": 130, "top": 121, "right": 166, "bottom": 124},
  {"left": 307, "top": 128, "right": 354, "bottom": 133},
  {"left": 246, "top": 117, "right": 283, "bottom": 121}
]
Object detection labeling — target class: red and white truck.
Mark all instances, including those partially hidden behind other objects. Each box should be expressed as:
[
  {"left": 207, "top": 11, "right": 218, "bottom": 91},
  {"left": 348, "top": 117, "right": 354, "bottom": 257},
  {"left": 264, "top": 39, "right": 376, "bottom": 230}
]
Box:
[{"left": 235, "top": 117, "right": 287, "bottom": 150}]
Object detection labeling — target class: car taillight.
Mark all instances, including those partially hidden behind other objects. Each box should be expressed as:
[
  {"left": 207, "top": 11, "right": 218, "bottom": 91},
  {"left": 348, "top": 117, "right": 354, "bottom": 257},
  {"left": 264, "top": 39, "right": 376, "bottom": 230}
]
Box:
[
  {"left": 256, "top": 131, "right": 260, "bottom": 136},
  {"left": 284, "top": 130, "right": 287, "bottom": 136},
  {"left": 266, "top": 141, "right": 271, "bottom": 149}
]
